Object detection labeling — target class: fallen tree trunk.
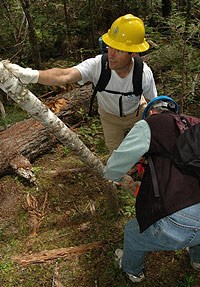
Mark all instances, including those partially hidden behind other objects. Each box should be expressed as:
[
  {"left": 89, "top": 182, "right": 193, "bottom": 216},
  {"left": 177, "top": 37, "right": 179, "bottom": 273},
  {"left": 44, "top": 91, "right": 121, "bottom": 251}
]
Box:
[
  {"left": 0, "top": 88, "right": 89, "bottom": 178},
  {"left": 0, "top": 117, "right": 56, "bottom": 177}
]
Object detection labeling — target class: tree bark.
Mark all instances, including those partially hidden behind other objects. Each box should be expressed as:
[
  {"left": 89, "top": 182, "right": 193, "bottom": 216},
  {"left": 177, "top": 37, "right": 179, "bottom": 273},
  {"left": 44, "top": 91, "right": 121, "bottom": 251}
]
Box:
[{"left": 0, "top": 117, "right": 56, "bottom": 176}]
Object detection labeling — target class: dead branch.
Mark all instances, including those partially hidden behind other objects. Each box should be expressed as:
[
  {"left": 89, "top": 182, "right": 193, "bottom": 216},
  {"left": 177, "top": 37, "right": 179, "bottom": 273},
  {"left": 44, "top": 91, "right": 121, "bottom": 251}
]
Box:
[
  {"left": 13, "top": 241, "right": 103, "bottom": 266},
  {"left": 23, "top": 192, "right": 49, "bottom": 237}
]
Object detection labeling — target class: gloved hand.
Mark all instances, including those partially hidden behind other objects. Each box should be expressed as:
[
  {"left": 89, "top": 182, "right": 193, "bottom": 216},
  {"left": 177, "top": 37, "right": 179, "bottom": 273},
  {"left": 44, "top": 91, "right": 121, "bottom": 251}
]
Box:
[
  {"left": 3, "top": 61, "right": 39, "bottom": 84},
  {"left": 0, "top": 61, "right": 22, "bottom": 93},
  {"left": 120, "top": 175, "right": 141, "bottom": 197}
]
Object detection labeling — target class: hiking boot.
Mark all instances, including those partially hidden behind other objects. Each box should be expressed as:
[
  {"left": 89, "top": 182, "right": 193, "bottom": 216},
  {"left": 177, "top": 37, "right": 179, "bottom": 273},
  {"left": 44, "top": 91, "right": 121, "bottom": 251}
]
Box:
[
  {"left": 127, "top": 272, "right": 145, "bottom": 283},
  {"left": 114, "top": 249, "right": 145, "bottom": 283},
  {"left": 185, "top": 247, "right": 200, "bottom": 271},
  {"left": 191, "top": 261, "right": 200, "bottom": 271}
]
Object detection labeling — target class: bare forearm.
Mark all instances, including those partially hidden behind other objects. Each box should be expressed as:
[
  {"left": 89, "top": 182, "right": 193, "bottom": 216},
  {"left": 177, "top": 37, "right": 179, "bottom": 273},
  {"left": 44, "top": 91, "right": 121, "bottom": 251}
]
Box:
[
  {"left": 38, "top": 67, "right": 82, "bottom": 86},
  {"left": 2, "top": 62, "right": 83, "bottom": 86}
]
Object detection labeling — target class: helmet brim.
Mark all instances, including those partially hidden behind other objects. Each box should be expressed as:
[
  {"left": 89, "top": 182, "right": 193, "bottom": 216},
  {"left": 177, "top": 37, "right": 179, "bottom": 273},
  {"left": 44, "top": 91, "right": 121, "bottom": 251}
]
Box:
[{"left": 102, "top": 33, "right": 150, "bottom": 53}]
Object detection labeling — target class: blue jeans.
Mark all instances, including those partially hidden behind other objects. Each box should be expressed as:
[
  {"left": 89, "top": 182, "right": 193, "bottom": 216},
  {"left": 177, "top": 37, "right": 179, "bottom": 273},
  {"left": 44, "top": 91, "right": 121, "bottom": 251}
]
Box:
[{"left": 122, "top": 203, "right": 200, "bottom": 275}]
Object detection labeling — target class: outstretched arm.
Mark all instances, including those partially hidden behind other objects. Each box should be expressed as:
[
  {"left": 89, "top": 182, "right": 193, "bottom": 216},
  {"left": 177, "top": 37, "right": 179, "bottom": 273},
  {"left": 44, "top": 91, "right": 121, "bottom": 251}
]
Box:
[
  {"left": 38, "top": 67, "right": 82, "bottom": 86},
  {"left": 3, "top": 61, "right": 82, "bottom": 86}
]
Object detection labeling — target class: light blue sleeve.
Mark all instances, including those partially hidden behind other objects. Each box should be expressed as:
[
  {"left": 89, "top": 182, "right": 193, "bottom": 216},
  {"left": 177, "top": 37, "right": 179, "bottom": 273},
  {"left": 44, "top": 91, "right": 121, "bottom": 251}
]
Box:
[{"left": 103, "top": 120, "right": 151, "bottom": 181}]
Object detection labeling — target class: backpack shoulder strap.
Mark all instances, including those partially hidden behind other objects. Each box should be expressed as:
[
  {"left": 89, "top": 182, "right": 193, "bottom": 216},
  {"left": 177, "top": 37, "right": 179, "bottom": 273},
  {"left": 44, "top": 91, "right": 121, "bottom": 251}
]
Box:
[
  {"left": 148, "top": 155, "right": 160, "bottom": 197},
  {"left": 170, "top": 114, "right": 189, "bottom": 134},
  {"left": 132, "top": 55, "right": 144, "bottom": 97},
  {"left": 96, "top": 53, "right": 111, "bottom": 92},
  {"left": 132, "top": 55, "right": 144, "bottom": 116},
  {"left": 88, "top": 53, "right": 111, "bottom": 116}
]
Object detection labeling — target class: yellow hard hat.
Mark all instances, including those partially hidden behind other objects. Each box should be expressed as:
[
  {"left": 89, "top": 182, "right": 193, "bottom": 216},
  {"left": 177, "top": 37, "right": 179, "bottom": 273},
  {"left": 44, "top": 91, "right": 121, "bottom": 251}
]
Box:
[{"left": 102, "top": 14, "right": 149, "bottom": 53}]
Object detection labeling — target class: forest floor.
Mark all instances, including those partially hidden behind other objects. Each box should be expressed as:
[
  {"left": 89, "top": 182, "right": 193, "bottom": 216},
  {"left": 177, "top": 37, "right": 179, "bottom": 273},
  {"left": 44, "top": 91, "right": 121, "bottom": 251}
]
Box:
[
  {"left": 0, "top": 83, "right": 200, "bottom": 287},
  {"left": 1, "top": 118, "right": 200, "bottom": 287}
]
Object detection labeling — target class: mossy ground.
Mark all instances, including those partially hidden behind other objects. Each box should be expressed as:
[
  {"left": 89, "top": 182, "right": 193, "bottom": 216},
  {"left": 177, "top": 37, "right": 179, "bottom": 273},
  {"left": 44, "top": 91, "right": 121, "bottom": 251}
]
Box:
[{"left": 0, "top": 117, "right": 200, "bottom": 287}]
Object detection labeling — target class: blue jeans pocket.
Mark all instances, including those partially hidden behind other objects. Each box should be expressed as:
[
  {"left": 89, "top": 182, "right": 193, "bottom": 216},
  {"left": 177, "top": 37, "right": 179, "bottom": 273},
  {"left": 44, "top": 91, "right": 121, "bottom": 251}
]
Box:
[{"left": 150, "top": 204, "right": 200, "bottom": 249}]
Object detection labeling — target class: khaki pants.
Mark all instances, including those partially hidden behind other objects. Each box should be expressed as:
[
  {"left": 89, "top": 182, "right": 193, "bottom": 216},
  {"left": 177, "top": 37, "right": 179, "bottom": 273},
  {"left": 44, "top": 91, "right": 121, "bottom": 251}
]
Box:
[{"left": 99, "top": 96, "right": 147, "bottom": 153}]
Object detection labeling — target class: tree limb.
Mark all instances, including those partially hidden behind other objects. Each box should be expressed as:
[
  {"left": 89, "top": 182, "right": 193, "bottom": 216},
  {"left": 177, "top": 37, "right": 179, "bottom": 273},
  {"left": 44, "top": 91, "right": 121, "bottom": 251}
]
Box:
[{"left": 13, "top": 241, "right": 103, "bottom": 266}]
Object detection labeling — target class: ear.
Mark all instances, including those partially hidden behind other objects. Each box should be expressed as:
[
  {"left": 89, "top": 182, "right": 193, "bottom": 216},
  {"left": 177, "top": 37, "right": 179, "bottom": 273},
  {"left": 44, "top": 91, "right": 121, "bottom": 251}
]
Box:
[
  {"left": 132, "top": 52, "right": 138, "bottom": 58},
  {"left": 149, "top": 109, "right": 157, "bottom": 115},
  {"left": 149, "top": 110, "right": 153, "bottom": 115},
  {"left": 129, "top": 52, "right": 138, "bottom": 58}
]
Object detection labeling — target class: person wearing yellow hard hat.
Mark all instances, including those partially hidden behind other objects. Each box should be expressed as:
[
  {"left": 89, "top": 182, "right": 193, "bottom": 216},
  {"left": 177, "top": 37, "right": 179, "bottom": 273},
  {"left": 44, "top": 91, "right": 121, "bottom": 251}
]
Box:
[{"left": 6, "top": 14, "right": 157, "bottom": 153}]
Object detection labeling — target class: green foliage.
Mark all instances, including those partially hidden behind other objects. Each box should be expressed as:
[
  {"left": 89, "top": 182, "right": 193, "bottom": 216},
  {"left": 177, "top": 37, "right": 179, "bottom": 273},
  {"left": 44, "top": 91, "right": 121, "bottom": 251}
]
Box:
[
  {"left": 77, "top": 107, "right": 89, "bottom": 121},
  {"left": 77, "top": 116, "right": 108, "bottom": 154},
  {"left": 179, "top": 273, "right": 196, "bottom": 287},
  {"left": 0, "top": 101, "right": 28, "bottom": 127},
  {"left": 0, "top": 261, "right": 14, "bottom": 278},
  {"left": 175, "top": 249, "right": 184, "bottom": 257},
  {"left": 118, "top": 189, "right": 136, "bottom": 218},
  {"left": 32, "top": 166, "right": 42, "bottom": 175},
  {"left": 62, "top": 146, "right": 70, "bottom": 156},
  {"left": 146, "top": 6, "right": 200, "bottom": 114}
]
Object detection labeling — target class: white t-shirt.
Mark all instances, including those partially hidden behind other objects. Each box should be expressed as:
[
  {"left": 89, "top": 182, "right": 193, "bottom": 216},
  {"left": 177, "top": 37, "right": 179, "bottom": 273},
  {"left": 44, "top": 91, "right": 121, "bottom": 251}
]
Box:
[{"left": 75, "top": 54, "right": 157, "bottom": 116}]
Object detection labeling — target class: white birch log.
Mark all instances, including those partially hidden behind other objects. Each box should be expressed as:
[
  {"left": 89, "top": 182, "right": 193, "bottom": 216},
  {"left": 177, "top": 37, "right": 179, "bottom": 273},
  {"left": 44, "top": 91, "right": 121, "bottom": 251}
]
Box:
[
  {"left": 0, "top": 60, "right": 104, "bottom": 176},
  {"left": 0, "top": 61, "right": 118, "bottom": 212}
]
